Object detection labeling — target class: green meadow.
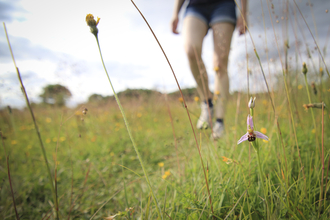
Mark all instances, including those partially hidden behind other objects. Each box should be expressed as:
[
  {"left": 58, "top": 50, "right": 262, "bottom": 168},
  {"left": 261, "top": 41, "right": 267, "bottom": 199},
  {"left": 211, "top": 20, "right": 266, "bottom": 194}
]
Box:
[
  {"left": 1, "top": 82, "right": 330, "bottom": 219},
  {"left": 1, "top": 1, "right": 330, "bottom": 219}
]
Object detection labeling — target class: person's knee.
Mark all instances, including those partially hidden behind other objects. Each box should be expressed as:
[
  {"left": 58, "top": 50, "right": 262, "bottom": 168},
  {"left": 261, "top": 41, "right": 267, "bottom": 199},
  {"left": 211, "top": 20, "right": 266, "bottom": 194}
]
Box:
[
  {"left": 185, "top": 44, "right": 201, "bottom": 61},
  {"left": 214, "top": 56, "right": 228, "bottom": 74}
]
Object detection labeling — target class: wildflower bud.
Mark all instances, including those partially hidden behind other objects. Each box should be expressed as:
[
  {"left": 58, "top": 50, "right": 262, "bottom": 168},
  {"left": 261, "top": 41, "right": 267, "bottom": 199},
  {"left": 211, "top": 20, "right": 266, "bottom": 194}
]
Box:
[
  {"left": 302, "top": 62, "right": 308, "bottom": 75},
  {"left": 86, "top": 14, "right": 100, "bottom": 37},
  {"left": 248, "top": 97, "right": 256, "bottom": 109},
  {"left": 320, "top": 67, "right": 324, "bottom": 76}
]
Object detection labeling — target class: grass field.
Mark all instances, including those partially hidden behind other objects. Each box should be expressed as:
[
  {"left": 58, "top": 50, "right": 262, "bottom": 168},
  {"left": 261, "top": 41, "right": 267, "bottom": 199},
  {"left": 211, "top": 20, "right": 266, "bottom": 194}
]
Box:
[
  {"left": 1, "top": 1, "right": 330, "bottom": 219},
  {"left": 1, "top": 81, "right": 330, "bottom": 219}
]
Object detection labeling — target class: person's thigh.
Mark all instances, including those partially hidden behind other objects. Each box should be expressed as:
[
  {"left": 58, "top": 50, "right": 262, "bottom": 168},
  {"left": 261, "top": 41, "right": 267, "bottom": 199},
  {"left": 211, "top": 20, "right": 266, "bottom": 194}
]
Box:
[
  {"left": 182, "top": 16, "right": 208, "bottom": 56},
  {"left": 211, "top": 22, "right": 235, "bottom": 69}
]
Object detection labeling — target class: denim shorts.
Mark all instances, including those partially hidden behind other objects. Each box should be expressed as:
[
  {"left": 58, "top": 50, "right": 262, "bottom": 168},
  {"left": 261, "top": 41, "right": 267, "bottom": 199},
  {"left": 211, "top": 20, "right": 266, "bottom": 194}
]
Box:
[{"left": 184, "top": 0, "right": 237, "bottom": 27}]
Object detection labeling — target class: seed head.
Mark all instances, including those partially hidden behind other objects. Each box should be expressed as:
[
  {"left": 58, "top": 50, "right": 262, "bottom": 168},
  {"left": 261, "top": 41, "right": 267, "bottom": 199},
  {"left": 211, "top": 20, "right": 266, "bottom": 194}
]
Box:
[{"left": 302, "top": 62, "right": 308, "bottom": 75}]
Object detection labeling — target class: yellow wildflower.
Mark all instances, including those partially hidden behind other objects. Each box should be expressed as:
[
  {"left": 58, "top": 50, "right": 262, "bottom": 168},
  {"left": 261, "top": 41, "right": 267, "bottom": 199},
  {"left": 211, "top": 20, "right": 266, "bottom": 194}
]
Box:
[
  {"left": 194, "top": 96, "right": 199, "bottom": 102},
  {"left": 59, "top": 137, "right": 66, "bottom": 142},
  {"left": 260, "top": 127, "right": 267, "bottom": 134},
  {"left": 46, "top": 117, "right": 52, "bottom": 123},
  {"left": 46, "top": 138, "right": 51, "bottom": 143},
  {"left": 263, "top": 139, "right": 269, "bottom": 143},
  {"left": 110, "top": 152, "right": 114, "bottom": 157},
  {"left": 86, "top": 14, "right": 100, "bottom": 36},
  {"left": 312, "top": 129, "right": 316, "bottom": 134},
  {"left": 165, "top": 170, "right": 171, "bottom": 176},
  {"left": 178, "top": 97, "right": 183, "bottom": 103},
  {"left": 158, "top": 162, "right": 164, "bottom": 167},
  {"left": 137, "top": 113, "right": 142, "bottom": 118},
  {"left": 215, "top": 91, "right": 220, "bottom": 95},
  {"left": 222, "top": 156, "right": 233, "bottom": 164},
  {"left": 162, "top": 174, "right": 168, "bottom": 179},
  {"left": 214, "top": 66, "right": 219, "bottom": 71},
  {"left": 298, "top": 85, "right": 303, "bottom": 90},
  {"left": 52, "top": 137, "right": 57, "bottom": 142},
  {"left": 11, "top": 140, "right": 17, "bottom": 145}
]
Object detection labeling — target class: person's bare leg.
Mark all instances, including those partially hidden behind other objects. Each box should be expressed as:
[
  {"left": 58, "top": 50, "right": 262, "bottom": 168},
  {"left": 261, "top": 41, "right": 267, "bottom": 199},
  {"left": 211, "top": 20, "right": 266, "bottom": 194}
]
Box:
[
  {"left": 212, "top": 22, "right": 235, "bottom": 119},
  {"left": 182, "top": 16, "right": 212, "bottom": 100},
  {"left": 211, "top": 22, "right": 235, "bottom": 138}
]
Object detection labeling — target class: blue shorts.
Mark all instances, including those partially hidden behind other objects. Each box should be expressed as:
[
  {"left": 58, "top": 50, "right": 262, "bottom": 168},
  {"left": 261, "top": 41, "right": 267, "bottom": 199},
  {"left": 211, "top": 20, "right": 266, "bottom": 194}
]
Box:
[{"left": 184, "top": 0, "right": 237, "bottom": 27}]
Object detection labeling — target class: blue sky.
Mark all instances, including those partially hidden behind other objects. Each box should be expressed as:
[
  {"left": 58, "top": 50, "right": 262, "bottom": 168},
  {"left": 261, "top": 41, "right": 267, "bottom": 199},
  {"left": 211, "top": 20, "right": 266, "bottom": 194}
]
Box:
[{"left": 1, "top": 0, "right": 329, "bottom": 108}]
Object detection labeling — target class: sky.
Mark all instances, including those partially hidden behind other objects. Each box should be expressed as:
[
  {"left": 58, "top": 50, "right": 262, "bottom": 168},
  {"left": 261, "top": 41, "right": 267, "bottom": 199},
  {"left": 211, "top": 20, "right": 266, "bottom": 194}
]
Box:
[{"left": 0, "top": 0, "right": 329, "bottom": 108}]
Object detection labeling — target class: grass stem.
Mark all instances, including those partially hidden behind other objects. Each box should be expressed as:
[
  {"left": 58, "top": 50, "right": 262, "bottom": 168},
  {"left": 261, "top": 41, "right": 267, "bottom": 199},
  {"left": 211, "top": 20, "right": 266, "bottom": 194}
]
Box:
[{"left": 3, "top": 22, "right": 59, "bottom": 220}]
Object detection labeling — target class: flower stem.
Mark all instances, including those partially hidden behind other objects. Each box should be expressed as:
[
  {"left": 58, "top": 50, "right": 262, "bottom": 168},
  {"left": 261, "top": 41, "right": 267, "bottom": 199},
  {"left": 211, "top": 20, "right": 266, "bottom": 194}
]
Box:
[
  {"left": 94, "top": 36, "right": 162, "bottom": 219},
  {"left": 254, "top": 142, "right": 269, "bottom": 220}
]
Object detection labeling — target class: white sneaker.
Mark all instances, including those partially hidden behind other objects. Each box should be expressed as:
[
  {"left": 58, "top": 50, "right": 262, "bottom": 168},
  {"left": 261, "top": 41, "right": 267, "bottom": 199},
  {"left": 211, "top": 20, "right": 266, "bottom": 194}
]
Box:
[
  {"left": 211, "top": 121, "right": 225, "bottom": 139},
  {"left": 196, "top": 102, "right": 213, "bottom": 129}
]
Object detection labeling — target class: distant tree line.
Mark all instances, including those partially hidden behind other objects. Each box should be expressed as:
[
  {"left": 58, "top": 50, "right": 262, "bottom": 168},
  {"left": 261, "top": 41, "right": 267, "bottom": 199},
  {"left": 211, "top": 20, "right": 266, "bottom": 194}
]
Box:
[{"left": 39, "top": 84, "right": 72, "bottom": 106}]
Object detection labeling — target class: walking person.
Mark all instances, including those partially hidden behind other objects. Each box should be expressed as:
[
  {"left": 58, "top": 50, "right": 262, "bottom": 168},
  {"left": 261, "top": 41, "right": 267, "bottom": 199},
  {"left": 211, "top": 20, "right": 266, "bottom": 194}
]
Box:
[{"left": 171, "top": 0, "right": 247, "bottom": 139}]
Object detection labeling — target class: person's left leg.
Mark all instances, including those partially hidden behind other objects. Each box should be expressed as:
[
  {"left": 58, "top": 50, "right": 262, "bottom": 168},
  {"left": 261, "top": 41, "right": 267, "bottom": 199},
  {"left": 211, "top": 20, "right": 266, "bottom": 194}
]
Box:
[{"left": 211, "top": 22, "right": 235, "bottom": 138}]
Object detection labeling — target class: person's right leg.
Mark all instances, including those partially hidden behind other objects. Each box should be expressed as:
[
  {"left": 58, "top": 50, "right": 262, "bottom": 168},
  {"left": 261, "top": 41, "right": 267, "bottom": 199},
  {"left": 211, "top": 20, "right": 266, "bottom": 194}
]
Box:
[
  {"left": 211, "top": 22, "right": 235, "bottom": 138},
  {"left": 182, "top": 16, "right": 213, "bottom": 129},
  {"left": 182, "top": 16, "right": 212, "bottom": 101}
]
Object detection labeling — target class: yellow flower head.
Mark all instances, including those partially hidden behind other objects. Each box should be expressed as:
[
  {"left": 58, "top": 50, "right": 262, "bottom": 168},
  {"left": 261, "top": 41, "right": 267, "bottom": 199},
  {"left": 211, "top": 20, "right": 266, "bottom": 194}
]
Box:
[
  {"left": 46, "top": 117, "right": 52, "bottom": 123},
  {"left": 215, "top": 91, "right": 220, "bottom": 95},
  {"left": 158, "top": 162, "right": 164, "bottom": 167},
  {"left": 178, "top": 97, "right": 183, "bottom": 103},
  {"left": 162, "top": 174, "right": 167, "bottom": 179},
  {"left": 86, "top": 14, "right": 100, "bottom": 36},
  {"left": 164, "top": 170, "right": 171, "bottom": 176},
  {"left": 194, "top": 96, "right": 199, "bottom": 102},
  {"left": 222, "top": 156, "right": 233, "bottom": 164},
  {"left": 214, "top": 66, "right": 219, "bottom": 71},
  {"left": 298, "top": 85, "right": 303, "bottom": 90},
  {"left": 260, "top": 127, "right": 267, "bottom": 134},
  {"left": 86, "top": 14, "right": 99, "bottom": 27}
]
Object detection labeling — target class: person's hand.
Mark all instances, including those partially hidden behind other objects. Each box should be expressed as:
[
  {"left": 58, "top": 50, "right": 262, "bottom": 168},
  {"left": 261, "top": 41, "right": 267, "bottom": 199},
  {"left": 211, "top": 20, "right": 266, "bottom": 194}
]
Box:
[
  {"left": 236, "top": 15, "right": 247, "bottom": 35},
  {"left": 171, "top": 16, "right": 179, "bottom": 34}
]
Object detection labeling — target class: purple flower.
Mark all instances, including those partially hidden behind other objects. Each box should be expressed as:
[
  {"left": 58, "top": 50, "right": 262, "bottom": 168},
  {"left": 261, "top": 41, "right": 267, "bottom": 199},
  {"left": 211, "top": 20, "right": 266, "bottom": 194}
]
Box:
[{"left": 237, "top": 115, "right": 269, "bottom": 144}]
